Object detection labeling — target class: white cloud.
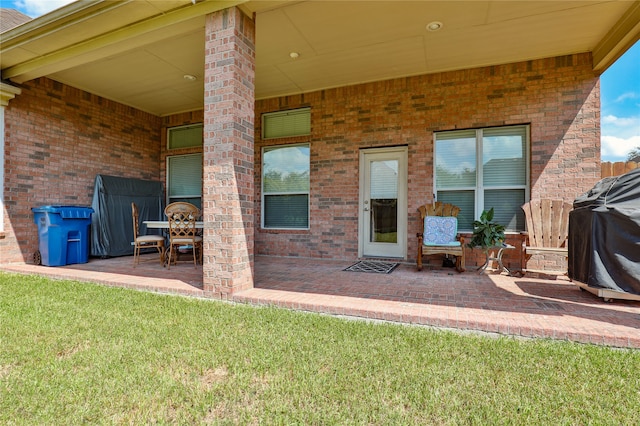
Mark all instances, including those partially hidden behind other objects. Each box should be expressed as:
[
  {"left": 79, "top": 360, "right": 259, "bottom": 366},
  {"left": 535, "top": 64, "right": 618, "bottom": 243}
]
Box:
[
  {"left": 602, "top": 114, "right": 638, "bottom": 127},
  {"left": 614, "top": 92, "right": 639, "bottom": 103},
  {"left": 14, "top": 0, "right": 75, "bottom": 17},
  {"left": 601, "top": 135, "right": 640, "bottom": 162},
  {"left": 601, "top": 114, "right": 640, "bottom": 145}
]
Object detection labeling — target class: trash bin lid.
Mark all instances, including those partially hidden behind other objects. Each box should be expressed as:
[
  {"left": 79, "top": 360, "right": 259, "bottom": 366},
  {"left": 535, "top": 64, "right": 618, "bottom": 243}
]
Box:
[{"left": 31, "top": 205, "right": 94, "bottom": 219}]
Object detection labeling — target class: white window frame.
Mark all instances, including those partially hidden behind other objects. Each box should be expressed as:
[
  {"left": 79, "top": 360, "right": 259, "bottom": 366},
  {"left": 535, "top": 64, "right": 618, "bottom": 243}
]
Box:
[
  {"left": 261, "top": 143, "right": 310, "bottom": 230},
  {"left": 434, "top": 125, "right": 530, "bottom": 231}
]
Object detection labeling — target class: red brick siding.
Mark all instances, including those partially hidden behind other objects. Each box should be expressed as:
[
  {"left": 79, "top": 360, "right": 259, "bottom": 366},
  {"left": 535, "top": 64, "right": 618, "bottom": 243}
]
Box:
[
  {"left": 2, "top": 53, "right": 599, "bottom": 274},
  {"left": 202, "top": 8, "right": 255, "bottom": 296},
  {"left": 255, "top": 53, "right": 600, "bottom": 271},
  {"left": 1, "top": 77, "right": 161, "bottom": 263}
]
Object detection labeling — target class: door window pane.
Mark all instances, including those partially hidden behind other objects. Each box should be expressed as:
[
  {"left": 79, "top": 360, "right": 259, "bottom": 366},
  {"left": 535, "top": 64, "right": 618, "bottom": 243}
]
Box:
[{"left": 370, "top": 160, "right": 398, "bottom": 243}]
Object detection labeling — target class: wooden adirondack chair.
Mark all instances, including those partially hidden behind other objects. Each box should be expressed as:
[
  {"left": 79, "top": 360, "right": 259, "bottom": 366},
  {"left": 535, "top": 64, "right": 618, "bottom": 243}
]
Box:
[
  {"left": 417, "top": 202, "right": 465, "bottom": 272},
  {"left": 520, "top": 199, "right": 572, "bottom": 275}
]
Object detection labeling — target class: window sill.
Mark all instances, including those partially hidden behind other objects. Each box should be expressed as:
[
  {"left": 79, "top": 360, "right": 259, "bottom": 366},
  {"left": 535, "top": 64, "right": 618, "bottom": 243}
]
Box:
[{"left": 260, "top": 228, "right": 310, "bottom": 234}]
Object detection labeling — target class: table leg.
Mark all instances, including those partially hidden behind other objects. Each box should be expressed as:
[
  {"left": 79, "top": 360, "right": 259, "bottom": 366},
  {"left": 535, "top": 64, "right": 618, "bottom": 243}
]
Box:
[{"left": 496, "top": 247, "right": 511, "bottom": 275}]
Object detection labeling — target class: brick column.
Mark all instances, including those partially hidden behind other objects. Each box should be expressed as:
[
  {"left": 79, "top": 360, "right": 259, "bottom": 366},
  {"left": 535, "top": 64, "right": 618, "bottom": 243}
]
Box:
[{"left": 202, "top": 8, "right": 255, "bottom": 297}]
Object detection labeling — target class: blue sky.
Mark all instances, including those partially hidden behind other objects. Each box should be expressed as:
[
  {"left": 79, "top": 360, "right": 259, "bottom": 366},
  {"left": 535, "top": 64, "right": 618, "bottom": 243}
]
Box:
[
  {"left": 601, "top": 40, "right": 640, "bottom": 161},
  {"left": 7, "top": 1, "right": 640, "bottom": 162}
]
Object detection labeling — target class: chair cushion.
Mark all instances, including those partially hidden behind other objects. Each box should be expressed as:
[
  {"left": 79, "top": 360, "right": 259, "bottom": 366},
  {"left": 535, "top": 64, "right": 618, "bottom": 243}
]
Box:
[
  {"left": 136, "top": 235, "right": 164, "bottom": 243},
  {"left": 424, "top": 216, "right": 460, "bottom": 246},
  {"left": 171, "top": 236, "right": 203, "bottom": 244}
]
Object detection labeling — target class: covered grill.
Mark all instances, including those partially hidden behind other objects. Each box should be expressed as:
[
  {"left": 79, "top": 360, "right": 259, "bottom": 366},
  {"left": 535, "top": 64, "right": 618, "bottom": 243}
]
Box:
[{"left": 568, "top": 168, "right": 640, "bottom": 300}]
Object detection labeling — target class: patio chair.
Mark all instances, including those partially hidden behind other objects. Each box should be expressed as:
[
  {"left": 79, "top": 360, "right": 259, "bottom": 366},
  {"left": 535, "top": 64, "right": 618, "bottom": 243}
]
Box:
[
  {"left": 131, "top": 202, "right": 165, "bottom": 266},
  {"left": 520, "top": 199, "right": 572, "bottom": 275},
  {"left": 164, "top": 202, "right": 202, "bottom": 269},
  {"left": 417, "top": 202, "right": 465, "bottom": 272}
]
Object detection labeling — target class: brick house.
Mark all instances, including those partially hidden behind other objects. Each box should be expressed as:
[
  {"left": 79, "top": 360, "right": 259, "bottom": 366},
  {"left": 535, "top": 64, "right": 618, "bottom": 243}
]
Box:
[{"left": 1, "top": 1, "right": 639, "bottom": 297}]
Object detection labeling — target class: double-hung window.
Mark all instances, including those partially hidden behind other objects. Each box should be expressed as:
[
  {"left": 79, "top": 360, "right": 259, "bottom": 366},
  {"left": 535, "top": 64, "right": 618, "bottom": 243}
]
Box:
[
  {"left": 434, "top": 125, "right": 529, "bottom": 231},
  {"left": 262, "top": 144, "right": 310, "bottom": 229}
]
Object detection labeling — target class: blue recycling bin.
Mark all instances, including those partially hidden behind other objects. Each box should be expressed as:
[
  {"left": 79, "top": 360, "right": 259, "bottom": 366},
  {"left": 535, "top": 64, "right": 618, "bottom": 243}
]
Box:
[{"left": 32, "top": 205, "right": 94, "bottom": 266}]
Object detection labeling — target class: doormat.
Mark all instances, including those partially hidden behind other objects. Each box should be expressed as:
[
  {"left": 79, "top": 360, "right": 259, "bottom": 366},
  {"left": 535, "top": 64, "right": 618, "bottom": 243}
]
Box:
[{"left": 344, "top": 260, "right": 399, "bottom": 274}]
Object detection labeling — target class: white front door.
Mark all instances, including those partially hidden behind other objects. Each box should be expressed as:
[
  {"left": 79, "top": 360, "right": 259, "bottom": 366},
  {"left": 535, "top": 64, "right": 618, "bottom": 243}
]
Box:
[{"left": 359, "top": 147, "right": 407, "bottom": 258}]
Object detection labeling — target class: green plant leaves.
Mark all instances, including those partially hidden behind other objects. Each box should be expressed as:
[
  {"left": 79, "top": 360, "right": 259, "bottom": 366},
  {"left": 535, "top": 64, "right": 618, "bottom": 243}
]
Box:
[{"left": 468, "top": 208, "right": 505, "bottom": 249}]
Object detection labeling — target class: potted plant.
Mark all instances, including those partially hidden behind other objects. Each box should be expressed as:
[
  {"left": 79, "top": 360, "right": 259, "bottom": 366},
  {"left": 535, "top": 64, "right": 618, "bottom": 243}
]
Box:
[{"left": 467, "top": 208, "right": 506, "bottom": 251}]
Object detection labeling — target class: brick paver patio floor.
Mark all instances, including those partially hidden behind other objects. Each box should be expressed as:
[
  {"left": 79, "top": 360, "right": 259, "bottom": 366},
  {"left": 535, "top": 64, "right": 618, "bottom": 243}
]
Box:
[{"left": 2, "top": 254, "right": 639, "bottom": 348}]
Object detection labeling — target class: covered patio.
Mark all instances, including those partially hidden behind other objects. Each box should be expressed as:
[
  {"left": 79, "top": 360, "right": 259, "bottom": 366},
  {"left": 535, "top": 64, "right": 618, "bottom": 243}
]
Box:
[{"left": 2, "top": 255, "right": 639, "bottom": 349}]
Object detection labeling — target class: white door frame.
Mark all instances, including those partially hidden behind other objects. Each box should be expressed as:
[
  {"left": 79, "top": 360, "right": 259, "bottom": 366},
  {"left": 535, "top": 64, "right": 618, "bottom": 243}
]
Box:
[{"left": 358, "top": 146, "right": 408, "bottom": 259}]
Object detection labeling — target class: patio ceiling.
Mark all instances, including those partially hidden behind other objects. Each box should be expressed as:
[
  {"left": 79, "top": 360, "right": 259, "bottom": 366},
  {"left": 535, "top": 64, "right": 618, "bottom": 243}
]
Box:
[{"left": 1, "top": 0, "right": 639, "bottom": 116}]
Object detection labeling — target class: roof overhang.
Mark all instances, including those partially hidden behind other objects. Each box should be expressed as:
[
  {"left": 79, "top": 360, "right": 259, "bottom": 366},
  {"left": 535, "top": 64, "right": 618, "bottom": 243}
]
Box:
[{"left": 2, "top": 0, "right": 639, "bottom": 116}]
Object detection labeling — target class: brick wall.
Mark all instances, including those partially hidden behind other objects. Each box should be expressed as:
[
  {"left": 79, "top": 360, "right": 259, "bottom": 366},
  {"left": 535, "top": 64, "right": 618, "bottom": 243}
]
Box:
[
  {"left": 255, "top": 53, "right": 601, "bottom": 271},
  {"left": 1, "top": 77, "right": 162, "bottom": 263},
  {"left": 2, "top": 53, "right": 600, "bottom": 272}
]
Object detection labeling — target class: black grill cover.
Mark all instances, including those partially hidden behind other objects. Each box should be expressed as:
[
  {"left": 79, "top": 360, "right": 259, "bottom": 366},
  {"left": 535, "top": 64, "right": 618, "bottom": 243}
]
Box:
[
  {"left": 568, "top": 168, "right": 640, "bottom": 294},
  {"left": 90, "top": 175, "right": 164, "bottom": 257}
]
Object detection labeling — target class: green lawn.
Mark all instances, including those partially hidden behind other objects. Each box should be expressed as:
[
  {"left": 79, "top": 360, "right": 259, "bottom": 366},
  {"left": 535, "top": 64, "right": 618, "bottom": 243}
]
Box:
[{"left": 1, "top": 272, "right": 638, "bottom": 425}]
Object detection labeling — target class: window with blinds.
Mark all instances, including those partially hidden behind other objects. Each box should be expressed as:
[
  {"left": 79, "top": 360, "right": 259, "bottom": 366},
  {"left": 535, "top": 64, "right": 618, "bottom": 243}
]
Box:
[
  {"left": 262, "top": 144, "right": 310, "bottom": 229},
  {"left": 167, "top": 153, "right": 203, "bottom": 209},
  {"left": 435, "top": 125, "right": 529, "bottom": 231},
  {"left": 167, "top": 123, "right": 203, "bottom": 150},
  {"left": 262, "top": 108, "right": 311, "bottom": 139}
]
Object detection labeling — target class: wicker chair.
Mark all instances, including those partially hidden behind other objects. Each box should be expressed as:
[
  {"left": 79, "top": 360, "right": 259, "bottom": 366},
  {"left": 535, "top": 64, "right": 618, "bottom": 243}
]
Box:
[
  {"left": 131, "top": 202, "right": 165, "bottom": 266},
  {"left": 164, "top": 202, "right": 203, "bottom": 269}
]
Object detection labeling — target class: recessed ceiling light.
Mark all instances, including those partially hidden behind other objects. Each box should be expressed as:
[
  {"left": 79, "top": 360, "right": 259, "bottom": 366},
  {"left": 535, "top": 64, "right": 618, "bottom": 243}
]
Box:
[
  {"left": 289, "top": 52, "right": 300, "bottom": 59},
  {"left": 183, "top": 74, "right": 197, "bottom": 81},
  {"left": 426, "top": 21, "right": 443, "bottom": 31}
]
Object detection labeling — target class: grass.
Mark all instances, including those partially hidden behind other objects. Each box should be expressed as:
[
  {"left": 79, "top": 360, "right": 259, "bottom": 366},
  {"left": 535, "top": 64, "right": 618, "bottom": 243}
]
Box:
[{"left": 1, "top": 272, "right": 639, "bottom": 424}]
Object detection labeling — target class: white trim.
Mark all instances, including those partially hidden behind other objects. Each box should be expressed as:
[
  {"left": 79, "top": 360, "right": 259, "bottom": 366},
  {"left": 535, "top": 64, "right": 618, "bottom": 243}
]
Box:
[
  {"left": 434, "top": 124, "right": 531, "bottom": 231},
  {"left": 261, "top": 143, "right": 310, "bottom": 230},
  {"left": 358, "top": 146, "right": 408, "bottom": 259}
]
